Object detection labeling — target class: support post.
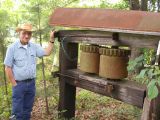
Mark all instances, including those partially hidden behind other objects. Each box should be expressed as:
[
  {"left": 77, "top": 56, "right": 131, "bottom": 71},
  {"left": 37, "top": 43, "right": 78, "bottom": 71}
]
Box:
[
  {"left": 141, "top": 90, "right": 160, "bottom": 120},
  {"left": 141, "top": 40, "right": 160, "bottom": 120},
  {"left": 58, "top": 37, "right": 78, "bottom": 119}
]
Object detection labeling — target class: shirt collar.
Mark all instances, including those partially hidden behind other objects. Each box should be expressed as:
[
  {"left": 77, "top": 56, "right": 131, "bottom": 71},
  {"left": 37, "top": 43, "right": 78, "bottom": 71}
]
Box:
[{"left": 17, "top": 40, "right": 31, "bottom": 48}]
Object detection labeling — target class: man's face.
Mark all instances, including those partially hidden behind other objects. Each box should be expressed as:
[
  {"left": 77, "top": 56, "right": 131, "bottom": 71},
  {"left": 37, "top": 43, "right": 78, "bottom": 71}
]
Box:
[{"left": 19, "top": 30, "right": 32, "bottom": 45}]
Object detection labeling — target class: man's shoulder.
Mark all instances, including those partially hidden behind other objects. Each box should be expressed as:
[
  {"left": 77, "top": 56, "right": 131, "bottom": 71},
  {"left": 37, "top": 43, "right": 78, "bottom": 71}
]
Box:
[
  {"left": 29, "top": 42, "right": 41, "bottom": 48},
  {"left": 29, "top": 42, "right": 36, "bottom": 46},
  {"left": 7, "top": 41, "right": 18, "bottom": 50}
]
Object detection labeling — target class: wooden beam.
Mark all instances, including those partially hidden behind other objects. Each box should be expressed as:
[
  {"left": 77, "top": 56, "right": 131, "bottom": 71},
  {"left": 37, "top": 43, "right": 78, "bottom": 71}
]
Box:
[
  {"left": 57, "top": 30, "right": 160, "bottom": 48},
  {"left": 59, "top": 69, "right": 146, "bottom": 108}
]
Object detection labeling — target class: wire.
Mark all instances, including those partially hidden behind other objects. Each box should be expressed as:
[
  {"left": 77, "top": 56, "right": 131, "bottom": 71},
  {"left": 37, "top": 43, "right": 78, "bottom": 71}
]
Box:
[{"left": 61, "top": 36, "right": 78, "bottom": 61}]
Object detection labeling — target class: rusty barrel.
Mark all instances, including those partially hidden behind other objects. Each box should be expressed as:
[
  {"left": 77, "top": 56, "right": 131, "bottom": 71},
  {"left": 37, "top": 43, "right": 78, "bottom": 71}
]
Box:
[
  {"left": 80, "top": 45, "right": 100, "bottom": 74},
  {"left": 99, "top": 48, "right": 130, "bottom": 79}
]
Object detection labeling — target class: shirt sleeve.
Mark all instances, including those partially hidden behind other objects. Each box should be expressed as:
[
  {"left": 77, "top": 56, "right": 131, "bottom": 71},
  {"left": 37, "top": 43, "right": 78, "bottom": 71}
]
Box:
[
  {"left": 4, "top": 46, "right": 14, "bottom": 67},
  {"left": 36, "top": 44, "right": 46, "bottom": 57}
]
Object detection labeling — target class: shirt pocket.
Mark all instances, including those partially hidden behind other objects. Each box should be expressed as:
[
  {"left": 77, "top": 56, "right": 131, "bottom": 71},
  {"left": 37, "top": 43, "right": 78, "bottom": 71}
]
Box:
[
  {"left": 30, "top": 53, "right": 36, "bottom": 64},
  {"left": 15, "top": 57, "right": 26, "bottom": 67}
]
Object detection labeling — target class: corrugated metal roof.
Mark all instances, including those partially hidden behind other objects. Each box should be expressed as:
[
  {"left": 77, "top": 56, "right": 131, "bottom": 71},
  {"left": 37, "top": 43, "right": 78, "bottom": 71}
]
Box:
[{"left": 49, "top": 8, "right": 160, "bottom": 35}]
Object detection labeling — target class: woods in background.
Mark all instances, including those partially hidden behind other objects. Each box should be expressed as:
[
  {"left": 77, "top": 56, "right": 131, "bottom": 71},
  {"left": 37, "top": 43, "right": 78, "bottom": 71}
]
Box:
[{"left": 0, "top": 0, "right": 160, "bottom": 119}]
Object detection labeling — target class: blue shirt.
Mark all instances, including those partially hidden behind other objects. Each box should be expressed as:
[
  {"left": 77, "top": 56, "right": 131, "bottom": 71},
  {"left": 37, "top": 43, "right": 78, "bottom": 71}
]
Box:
[{"left": 4, "top": 40, "right": 46, "bottom": 81}]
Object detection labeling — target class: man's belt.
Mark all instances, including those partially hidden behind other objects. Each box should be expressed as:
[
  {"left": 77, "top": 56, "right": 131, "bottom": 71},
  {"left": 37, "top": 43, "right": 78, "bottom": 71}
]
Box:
[{"left": 16, "top": 78, "right": 34, "bottom": 82}]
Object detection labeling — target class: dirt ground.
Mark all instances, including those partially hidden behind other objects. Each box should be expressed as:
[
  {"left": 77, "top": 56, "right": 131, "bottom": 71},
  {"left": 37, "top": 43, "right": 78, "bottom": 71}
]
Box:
[{"left": 31, "top": 96, "right": 140, "bottom": 120}]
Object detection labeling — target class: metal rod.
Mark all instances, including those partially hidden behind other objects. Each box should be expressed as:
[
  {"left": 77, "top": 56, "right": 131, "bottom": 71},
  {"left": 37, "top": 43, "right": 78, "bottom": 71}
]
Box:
[{"left": 155, "top": 40, "right": 160, "bottom": 65}]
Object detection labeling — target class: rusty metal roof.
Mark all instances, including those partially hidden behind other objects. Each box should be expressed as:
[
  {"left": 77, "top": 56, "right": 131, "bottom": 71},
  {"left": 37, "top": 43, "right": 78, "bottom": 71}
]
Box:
[{"left": 49, "top": 8, "right": 160, "bottom": 35}]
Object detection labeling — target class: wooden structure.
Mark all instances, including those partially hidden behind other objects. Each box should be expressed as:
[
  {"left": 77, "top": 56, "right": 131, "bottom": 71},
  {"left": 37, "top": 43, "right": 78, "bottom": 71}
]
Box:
[{"left": 50, "top": 8, "right": 160, "bottom": 120}]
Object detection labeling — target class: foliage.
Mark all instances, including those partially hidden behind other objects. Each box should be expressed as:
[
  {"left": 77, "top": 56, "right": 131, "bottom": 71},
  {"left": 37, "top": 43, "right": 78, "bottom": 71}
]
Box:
[
  {"left": 0, "top": 2, "right": 13, "bottom": 118},
  {"left": 128, "top": 49, "right": 160, "bottom": 100},
  {"left": 0, "top": 85, "right": 12, "bottom": 119},
  {"left": 99, "top": 0, "right": 129, "bottom": 9},
  {"left": 148, "top": 0, "right": 159, "bottom": 11}
]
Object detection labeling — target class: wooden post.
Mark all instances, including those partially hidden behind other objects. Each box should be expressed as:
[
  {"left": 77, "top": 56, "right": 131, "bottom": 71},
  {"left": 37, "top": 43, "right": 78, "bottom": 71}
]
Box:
[
  {"left": 141, "top": 90, "right": 160, "bottom": 120},
  {"left": 58, "top": 37, "right": 78, "bottom": 119},
  {"left": 141, "top": 41, "right": 160, "bottom": 120}
]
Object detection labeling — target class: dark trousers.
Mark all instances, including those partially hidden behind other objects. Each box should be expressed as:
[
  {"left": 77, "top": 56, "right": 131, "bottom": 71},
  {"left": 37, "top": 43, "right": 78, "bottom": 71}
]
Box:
[{"left": 12, "top": 78, "right": 35, "bottom": 120}]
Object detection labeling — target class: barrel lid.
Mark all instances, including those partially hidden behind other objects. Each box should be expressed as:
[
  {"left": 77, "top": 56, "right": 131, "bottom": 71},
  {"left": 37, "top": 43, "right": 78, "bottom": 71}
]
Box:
[
  {"left": 99, "top": 47, "right": 130, "bottom": 57},
  {"left": 80, "top": 45, "right": 99, "bottom": 53}
]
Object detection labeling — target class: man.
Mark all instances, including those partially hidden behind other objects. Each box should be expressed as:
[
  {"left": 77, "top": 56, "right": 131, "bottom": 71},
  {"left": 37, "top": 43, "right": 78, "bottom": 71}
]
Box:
[{"left": 4, "top": 23, "right": 55, "bottom": 120}]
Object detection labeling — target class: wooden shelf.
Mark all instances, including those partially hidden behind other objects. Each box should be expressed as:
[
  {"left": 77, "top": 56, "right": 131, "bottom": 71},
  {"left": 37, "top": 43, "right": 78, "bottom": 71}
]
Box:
[{"left": 59, "top": 69, "right": 146, "bottom": 108}]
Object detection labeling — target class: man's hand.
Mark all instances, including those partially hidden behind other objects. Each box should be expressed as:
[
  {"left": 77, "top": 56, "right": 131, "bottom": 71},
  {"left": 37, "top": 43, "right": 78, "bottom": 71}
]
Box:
[
  {"left": 44, "top": 30, "right": 55, "bottom": 56},
  {"left": 12, "top": 79, "right": 17, "bottom": 87},
  {"left": 50, "top": 30, "right": 55, "bottom": 43},
  {"left": 5, "top": 66, "right": 17, "bottom": 87}
]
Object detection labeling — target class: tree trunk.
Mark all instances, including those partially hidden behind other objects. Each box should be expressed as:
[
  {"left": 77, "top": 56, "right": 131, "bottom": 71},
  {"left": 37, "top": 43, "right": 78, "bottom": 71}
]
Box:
[
  {"left": 158, "top": 0, "right": 160, "bottom": 12},
  {"left": 129, "top": 0, "right": 148, "bottom": 73},
  {"left": 37, "top": 4, "right": 49, "bottom": 114},
  {"left": 129, "top": 0, "right": 140, "bottom": 10},
  {"left": 129, "top": 0, "right": 143, "bottom": 73},
  {"left": 141, "top": 0, "right": 148, "bottom": 11}
]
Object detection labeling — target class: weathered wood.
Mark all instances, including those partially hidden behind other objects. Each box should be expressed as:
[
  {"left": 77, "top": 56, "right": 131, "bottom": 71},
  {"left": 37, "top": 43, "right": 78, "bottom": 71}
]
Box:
[
  {"left": 59, "top": 69, "right": 146, "bottom": 108},
  {"left": 56, "top": 29, "right": 160, "bottom": 120},
  {"left": 151, "top": 91, "right": 160, "bottom": 120},
  {"left": 58, "top": 39, "right": 78, "bottom": 119},
  {"left": 57, "top": 30, "right": 160, "bottom": 48},
  {"left": 141, "top": 88, "right": 160, "bottom": 120},
  {"left": 141, "top": 97, "right": 152, "bottom": 120},
  {"left": 119, "top": 33, "right": 159, "bottom": 48}
]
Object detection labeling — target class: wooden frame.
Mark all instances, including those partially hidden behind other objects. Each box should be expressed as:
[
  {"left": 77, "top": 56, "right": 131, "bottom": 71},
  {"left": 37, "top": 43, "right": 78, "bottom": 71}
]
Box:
[{"left": 55, "top": 30, "right": 160, "bottom": 120}]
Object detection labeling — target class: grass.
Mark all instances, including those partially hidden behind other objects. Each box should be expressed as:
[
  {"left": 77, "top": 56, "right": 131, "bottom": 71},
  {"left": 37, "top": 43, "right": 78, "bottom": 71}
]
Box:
[{"left": 75, "top": 90, "right": 141, "bottom": 120}]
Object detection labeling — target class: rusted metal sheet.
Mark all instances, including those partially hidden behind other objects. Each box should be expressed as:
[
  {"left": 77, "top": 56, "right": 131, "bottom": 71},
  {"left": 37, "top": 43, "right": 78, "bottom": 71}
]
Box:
[{"left": 49, "top": 8, "right": 160, "bottom": 35}]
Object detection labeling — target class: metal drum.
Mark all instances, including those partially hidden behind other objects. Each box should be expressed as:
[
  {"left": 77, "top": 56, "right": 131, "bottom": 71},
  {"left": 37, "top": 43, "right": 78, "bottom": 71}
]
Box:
[
  {"left": 80, "top": 45, "right": 100, "bottom": 74},
  {"left": 99, "top": 48, "right": 130, "bottom": 79}
]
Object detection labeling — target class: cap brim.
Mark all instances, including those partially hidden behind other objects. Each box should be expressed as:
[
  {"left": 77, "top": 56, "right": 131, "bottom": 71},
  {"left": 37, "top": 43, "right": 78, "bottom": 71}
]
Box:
[{"left": 16, "top": 28, "right": 34, "bottom": 32}]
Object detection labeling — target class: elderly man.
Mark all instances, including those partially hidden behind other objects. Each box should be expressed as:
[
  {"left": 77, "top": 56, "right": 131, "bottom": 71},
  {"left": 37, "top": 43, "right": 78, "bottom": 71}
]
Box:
[{"left": 4, "top": 23, "right": 55, "bottom": 120}]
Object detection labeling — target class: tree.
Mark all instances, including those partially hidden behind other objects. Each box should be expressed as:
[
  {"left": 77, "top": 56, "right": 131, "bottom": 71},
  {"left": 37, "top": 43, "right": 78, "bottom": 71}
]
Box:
[
  {"left": 129, "top": 0, "right": 140, "bottom": 10},
  {"left": 141, "top": 0, "right": 148, "bottom": 10},
  {"left": 0, "top": 0, "right": 17, "bottom": 117}
]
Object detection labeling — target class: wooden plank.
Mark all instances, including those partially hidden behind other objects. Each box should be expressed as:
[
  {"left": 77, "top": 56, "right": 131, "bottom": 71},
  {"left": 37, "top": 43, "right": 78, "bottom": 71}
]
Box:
[
  {"left": 59, "top": 69, "right": 146, "bottom": 108},
  {"left": 141, "top": 88, "right": 160, "bottom": 120},
  {"left": 152, "top": 89, "right": 160, "bottom": 120},
  {"left": 58, "top": 41, "right": 78, "bottom": 119},
  {"left": 57, "top": 30, "right": 160, "bottom": 48},
  {"left": 141, "top": 97, "right": 152, "bottom": 120},
  {"left": 87, "top": 27, "right": 160, "bottom": 36},
  {"left": 119, "top": 33, "right": 159, "bottom": 48}
]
